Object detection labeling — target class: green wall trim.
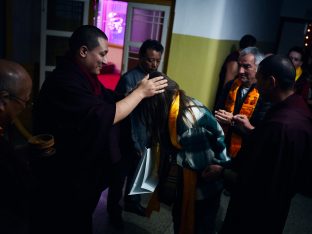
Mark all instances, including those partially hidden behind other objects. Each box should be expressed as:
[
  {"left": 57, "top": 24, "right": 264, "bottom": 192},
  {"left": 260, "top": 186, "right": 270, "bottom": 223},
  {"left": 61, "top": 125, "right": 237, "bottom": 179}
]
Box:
[{"left": 167, "top": 33, "right": 238, "bottom": 109}]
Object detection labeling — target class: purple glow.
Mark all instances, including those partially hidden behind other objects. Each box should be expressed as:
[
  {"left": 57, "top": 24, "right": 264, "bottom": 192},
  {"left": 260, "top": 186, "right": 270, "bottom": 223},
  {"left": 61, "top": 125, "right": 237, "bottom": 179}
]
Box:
[{"left": 96, "top": 0, "right": 128, "bottom": 45}]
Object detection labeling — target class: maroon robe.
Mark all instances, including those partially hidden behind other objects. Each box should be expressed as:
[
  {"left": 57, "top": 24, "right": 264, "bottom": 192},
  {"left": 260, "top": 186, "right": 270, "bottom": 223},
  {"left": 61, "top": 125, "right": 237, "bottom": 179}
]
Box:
[
  {"left": 32, "top": 57, "right": 131, "bottom": 234},
  {"left": 221, "top": 94, "right": 312, "bottom": 234}
]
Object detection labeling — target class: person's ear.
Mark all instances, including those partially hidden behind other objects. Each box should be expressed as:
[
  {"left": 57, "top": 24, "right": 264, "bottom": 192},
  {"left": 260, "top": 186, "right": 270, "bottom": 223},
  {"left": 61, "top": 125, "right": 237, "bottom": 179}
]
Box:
[
  {"left": 79, "top": 46, "right": 88, "bottom": 58},
  {"left": 268, "top": 75, "right": 277, "bottom": 88}
]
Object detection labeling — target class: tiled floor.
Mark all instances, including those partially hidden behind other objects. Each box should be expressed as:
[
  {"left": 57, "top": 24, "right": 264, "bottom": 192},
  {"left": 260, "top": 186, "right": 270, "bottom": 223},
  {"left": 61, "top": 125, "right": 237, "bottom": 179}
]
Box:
[
  {"left": 93, "top": 190, "right": 174, "bottom": 234},
  {"left": 284, "top": 193, "right": 312, "bottom": 234},
  {"left": 92, "top": 189, "right": 231, "bottom": 234},
  {"left": 93, "top": 190, "right": 312, "bottom": 234}
]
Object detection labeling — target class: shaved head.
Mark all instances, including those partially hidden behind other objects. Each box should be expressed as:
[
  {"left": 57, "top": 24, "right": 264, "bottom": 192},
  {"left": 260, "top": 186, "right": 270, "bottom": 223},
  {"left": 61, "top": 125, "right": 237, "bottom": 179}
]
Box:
[
  {"left": 0, "top": 59, "right": 32, "bottom": 96},
  {"left": 0, "top": 59, "right": 32, "bottom": 126},
  {"left": 257, "top": 55, "right": 295, "bottom": 90}
]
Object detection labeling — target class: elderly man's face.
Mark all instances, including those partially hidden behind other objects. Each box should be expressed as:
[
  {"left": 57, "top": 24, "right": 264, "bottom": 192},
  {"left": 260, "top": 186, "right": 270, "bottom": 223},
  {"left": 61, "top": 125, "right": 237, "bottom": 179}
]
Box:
[
  {"left": 238, "top": 53, "right": 258, "bottom": 87},
  {"left": 0, "top": 69, "right": 32, "bottom": 127}
]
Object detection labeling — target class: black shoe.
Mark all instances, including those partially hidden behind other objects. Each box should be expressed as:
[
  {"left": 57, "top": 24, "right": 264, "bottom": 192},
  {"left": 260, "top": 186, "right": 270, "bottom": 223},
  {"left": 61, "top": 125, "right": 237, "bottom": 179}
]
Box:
[{"left": 124, "top": 203, "right": 146, "bottom": 217}]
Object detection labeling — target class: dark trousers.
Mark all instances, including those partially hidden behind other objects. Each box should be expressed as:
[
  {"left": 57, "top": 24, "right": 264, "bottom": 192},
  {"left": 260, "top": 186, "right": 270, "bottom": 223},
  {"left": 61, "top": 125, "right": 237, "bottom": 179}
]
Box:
[
  {"left": 106, "top": 151, "right": 142, "bottom": 218},
  {"left": 30, "top": 157, "right": 108, "bottom": 234},
  {"left": 107, "top": 160, "right": 128, "bottom": 216},
  {"left": 124, "top": 152, "right": 142, "bottom": 204},
  {"left": 31, "top": 180, "right": 106, "bottom": 234}
]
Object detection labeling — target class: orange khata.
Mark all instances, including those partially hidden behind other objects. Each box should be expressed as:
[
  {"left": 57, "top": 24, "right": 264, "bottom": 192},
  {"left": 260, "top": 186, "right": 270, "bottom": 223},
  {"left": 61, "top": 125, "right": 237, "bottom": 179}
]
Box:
[
  {"left": 224, "top": 78, "right": 259, "bottom": 157},
  {"left": 295, "top": 66, "right": 302, "bottom": 81},
  {"left": 146, "top": 92, "right": 197, "bottom": 234}
]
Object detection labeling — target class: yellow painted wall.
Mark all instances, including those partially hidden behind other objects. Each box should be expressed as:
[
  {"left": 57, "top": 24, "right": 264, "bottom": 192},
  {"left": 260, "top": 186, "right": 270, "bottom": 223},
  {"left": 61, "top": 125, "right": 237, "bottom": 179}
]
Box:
[{"left": 167, "top": 33, "right": 238, "bottom": 109}]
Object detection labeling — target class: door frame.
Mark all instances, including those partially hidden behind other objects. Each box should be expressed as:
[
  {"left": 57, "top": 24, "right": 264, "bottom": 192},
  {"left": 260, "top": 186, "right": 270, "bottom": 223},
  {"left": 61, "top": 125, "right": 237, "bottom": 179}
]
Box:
[
  {"left": 121, "top": 2, "right": 170, "bottom": 74},
  {"left": 40, "top": 0, "right": 90, "bottom": 87}
]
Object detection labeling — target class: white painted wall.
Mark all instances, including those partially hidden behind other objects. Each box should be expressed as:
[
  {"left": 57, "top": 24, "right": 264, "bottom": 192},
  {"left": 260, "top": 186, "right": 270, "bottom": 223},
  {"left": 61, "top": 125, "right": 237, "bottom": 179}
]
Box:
[{"left": 173, "top": 0, "right": 283, "bottom": 42}]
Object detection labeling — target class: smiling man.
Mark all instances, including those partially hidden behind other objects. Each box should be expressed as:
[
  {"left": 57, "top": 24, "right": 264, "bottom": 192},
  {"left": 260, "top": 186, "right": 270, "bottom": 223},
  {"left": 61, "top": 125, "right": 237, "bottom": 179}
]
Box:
[
  {"left": 32, "top": 25, "right": 167, "bottom": 234},
  {"left": 214, "top": 47, "right": 269, "bottom": 158}
]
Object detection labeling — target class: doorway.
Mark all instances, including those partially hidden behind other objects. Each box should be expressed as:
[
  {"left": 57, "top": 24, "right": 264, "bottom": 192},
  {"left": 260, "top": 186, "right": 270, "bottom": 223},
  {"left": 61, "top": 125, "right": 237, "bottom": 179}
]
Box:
[
  {"left": 95, "top": 0, "right": 172, "bottom": 90},
  {"left": 276, "top": 17, "right": 311, "bottom": 55}
]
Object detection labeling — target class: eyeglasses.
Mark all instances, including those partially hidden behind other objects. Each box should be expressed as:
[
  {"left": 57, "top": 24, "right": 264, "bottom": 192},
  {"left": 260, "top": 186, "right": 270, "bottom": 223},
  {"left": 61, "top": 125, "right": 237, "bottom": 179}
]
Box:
[
  {"left": 9, "top": 94, "right": 29, "bottom": 105},
  {"left": 1, "top": 91, "right": 33, "bottom": 108}
]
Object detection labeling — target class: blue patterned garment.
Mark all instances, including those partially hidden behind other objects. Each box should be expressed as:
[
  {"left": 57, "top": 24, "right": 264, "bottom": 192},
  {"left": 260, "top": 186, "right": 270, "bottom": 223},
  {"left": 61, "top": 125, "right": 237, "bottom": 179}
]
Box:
[
  {"left": 176, "top": 98, "right": 230, "bottom": 171},
  {"left": 175, "top": 98, "right": 230, "bottom": 199}
]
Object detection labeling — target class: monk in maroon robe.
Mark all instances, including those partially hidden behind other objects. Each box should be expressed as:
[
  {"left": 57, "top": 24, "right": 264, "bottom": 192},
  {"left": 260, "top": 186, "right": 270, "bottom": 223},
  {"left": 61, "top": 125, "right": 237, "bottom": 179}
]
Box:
[
  {"left": 32, "top": 25, "right": 167, "bottom": 234},
  {"left": 203, "top": 55, "right": 312, "bottom": 234}
]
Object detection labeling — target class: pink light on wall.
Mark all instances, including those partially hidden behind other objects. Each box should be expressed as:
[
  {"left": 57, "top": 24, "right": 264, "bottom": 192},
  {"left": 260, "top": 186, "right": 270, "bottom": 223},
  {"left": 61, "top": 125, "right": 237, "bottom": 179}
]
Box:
[{"left": 96, "top": 0, "right": 128, "bottom": 46}]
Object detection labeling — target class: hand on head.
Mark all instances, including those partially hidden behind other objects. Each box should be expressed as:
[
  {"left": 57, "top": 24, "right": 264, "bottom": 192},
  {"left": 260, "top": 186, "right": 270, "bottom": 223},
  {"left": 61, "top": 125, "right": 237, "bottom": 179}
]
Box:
[{"left": 136, "top": 74, "right": 168, "bottom": 98}]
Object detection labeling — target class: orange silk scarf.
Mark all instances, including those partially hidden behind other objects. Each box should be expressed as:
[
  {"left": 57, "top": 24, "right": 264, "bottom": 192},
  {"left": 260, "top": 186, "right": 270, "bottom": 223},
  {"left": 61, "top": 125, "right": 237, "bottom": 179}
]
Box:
[
  {"left": 168, "top": 93, "right": 197, "bottom": 234},
  {"left": 224, "top": 79, "right": 259, "bottom": 157},
  {"left": 146, "top": 93, "right": 197, "bottom": 234}
]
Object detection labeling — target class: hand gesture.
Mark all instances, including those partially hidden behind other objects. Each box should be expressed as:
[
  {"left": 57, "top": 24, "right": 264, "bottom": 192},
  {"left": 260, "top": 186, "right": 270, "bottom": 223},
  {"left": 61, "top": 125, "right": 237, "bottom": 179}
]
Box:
[
  {"left": 214, "top": 109, "right": 234, "bottom": 125},
  {"left": 232, "top": 114, "right": 255, "bottom": 131},
  {"left": 136, "top": 74, "right": 168, "bottom": 98}
]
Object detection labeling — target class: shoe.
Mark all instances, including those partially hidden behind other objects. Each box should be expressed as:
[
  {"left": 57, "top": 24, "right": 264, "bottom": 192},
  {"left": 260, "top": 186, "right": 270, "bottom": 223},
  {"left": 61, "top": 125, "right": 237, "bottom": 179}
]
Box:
[
  {"left": 108, "top": 213, "right": 124, "bottom": 230},
  {"left": 124, "top": 203, "right": 146, "bottom": 217}
]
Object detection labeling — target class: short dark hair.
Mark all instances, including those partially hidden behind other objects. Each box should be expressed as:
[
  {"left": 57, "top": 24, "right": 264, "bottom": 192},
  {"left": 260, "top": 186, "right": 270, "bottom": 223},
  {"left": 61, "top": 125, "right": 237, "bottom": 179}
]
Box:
[
  {"left": 287, "top": 46, "right": 304, "bottom": 60},
  {"left": 258, "top": 54, "right": 296, "bottom": 90},
  {"left": 239, "top": 34, "right": 257, "bottom": 49},
  {"left": 139, "top": 39, "right": 164, "bottom": 58},
  {"left": 69, "top": 25, "right": 108, "bottom": 55}
]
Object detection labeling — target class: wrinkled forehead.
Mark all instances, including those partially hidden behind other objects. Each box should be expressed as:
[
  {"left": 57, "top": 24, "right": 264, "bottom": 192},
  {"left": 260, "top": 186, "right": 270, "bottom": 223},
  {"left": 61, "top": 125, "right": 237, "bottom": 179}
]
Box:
[{"left": 238, "top": 53, "right": 256, "bottom": 65}]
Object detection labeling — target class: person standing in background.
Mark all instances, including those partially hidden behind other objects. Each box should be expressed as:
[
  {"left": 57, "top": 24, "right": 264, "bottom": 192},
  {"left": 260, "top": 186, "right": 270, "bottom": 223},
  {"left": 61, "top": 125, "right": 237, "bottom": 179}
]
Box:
[
  {"left": 287, "top": 46, "right": 311, "bottom": 102},
  {"left": 214, "top": 47, "right": 269, "bottom": 158},
  {"left": 214, "top": 34, "right": 257, "bottom": 109},
  {"left": 115, "top": 39, "right": 164, "bottom": 216}
]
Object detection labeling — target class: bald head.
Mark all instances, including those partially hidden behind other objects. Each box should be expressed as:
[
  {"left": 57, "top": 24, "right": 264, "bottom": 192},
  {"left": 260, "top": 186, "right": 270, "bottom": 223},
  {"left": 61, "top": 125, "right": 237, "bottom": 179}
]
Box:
[
  {"left": 257, "top": 55, "right": 295, "bottom": 90},
  {"left": 0, "top": 59, "right": 32, "bottom": 95},
  {"left": 0, "top": 59, "right": 32, "bottom": 126}
]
